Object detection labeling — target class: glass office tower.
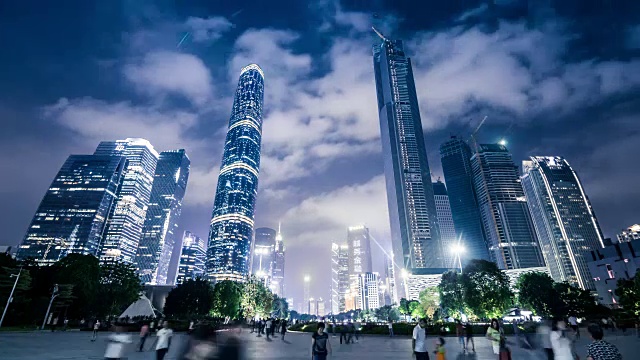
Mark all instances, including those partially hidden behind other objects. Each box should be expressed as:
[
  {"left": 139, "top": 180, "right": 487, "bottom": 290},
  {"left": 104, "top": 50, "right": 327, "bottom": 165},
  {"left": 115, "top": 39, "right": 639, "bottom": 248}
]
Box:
[
  {"left": 272, "top": 224, "right": 286, "bottom": 296},
  {"left": 17, "top": 155, "right": 126, "bottom": 264},
  {"left": 347, "top": 225, "right": 373, "bottom": 275},
  {"left": 440, "top": 136, "right": 490, "bottom": 262},
  {"left": 207, "top": 64, "right": 264, "bottom": 282},
  {"left": 471, "top": 144, "right": 545, "bottom": 269},
  {"left": 95, "top": 138, "right": 159, "bottom": 264},
  {"left": 522, "top": 156, "right": 605, "bottom": 289},
  {"left": 251, "top": 227, "right": 276, "bottom": 286},
  {"left": 331, "top": 242, "right": 349, "bottom": 314},
  {"left": 136, "top": 150, "right": 190, "bottom": 285},
  {"left": 432, "top": 181, "right": 458, "bottom": 268},
  {"left": 373, "top": 31, "right": 443, "bottom": 275},
  {"left": 176, "top": 231, "right": 207, "bottom": 284}
]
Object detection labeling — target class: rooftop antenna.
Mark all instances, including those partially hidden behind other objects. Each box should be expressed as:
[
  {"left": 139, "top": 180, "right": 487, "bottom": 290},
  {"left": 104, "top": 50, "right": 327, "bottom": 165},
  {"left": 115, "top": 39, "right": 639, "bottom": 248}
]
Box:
[{"left": 372, "top": 26, "right": 390, "bottom": 42}]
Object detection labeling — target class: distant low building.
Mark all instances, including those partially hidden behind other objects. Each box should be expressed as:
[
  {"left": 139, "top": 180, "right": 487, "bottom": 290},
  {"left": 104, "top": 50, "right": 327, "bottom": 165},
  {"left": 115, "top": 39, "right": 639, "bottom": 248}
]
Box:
[
  {"left": 0, "top": 245, "right": 15, "bottom": 257},
  {"left": 587, "top": 239, "right": 640, "bottom": 307},
  {"left": 617, "top": 224, "right": 640, "bottom": 243}
]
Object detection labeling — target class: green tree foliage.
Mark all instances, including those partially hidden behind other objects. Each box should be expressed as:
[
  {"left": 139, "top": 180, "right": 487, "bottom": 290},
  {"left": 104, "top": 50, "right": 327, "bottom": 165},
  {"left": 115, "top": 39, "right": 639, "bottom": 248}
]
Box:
[
  {"left": 0, "top": 256, "right": 33, "bottom": 326},
  {"left": 211, "top": 280, "right": 241, "bottom": 318},
  {"left": 240, "top": 276, "right": 273, "bottom": 318},
  {"left": 438, "top": 270, "right": 466, "bottom": 318},
  {"left": 553, "top": 282, "right": 595, "bottom": 318},
  {"left": 462, "top": 260, "right": 513, "bottom": 318},
  {"left": 53, "top": 254, "right": 100, "bottom": 318},
  {"left": 616, "top": 275, "right": 640, "bottom": 316},
  {"left": 418, "top": 287, "right": 440, "bottom": 320},
  {"left": 165, "top": 278, "right": 215, "bottom": 319},
  {"left": 375, "top": 305, "right": 400, "bottom": 321},
  {"left": 96, "top": 261, "right": 141, "bottom": 318},
  {"left": 408, "top": 300, "right": 424, "bottom": 320},
  {"left": 516, "top": 272, "right": 557, "bottom": 317},
  {"left": 398, "top": 298, "right": 411, "bottom": 316}
]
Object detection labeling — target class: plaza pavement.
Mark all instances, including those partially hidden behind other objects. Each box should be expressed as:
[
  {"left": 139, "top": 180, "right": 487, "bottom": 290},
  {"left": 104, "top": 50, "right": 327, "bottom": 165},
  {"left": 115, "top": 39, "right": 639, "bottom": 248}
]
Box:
[{"left": 0, "top": 329, "right": 637, "bottom": 359}]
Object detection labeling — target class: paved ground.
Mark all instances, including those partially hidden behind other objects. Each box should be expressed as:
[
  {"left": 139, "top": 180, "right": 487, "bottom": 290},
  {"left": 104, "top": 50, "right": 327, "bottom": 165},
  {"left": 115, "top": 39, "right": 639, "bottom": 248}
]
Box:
[{"left": 0, "top": 329, "right": 637, "bottom": 359}]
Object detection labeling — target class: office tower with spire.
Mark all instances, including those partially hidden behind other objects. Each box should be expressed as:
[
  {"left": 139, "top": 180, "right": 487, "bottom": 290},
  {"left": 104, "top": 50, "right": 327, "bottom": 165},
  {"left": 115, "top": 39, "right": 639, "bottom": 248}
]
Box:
[
  {"left": 347, "top": 225, "right": 373, "bottom": 275},
  {"left": 331, "top": 242, "right": 349, "bottom": 314},
  {"left": 17, "top": 155, "right": 127, "bottom": 264},
  {"left": 432, "top": 180, "right": 458, "bottom": 268},
  {"left": 206, "top": 64, "right": 264, "bottom": 282},
  {"left": 136, "top": 150, "right": 190, "bottom": 285},
  {"left": 251, "top": 227, "right": 276, "bottom": 286},
  {"left": 176, "top": 231, "right": 207, "bottom": 284},
  {"left": 272, "top": 224, "right": 286, "bottom": 296},
  {"left": 471, "top": 144, "right": 545, "bottom": 269},
  {"left": 94, "top": 138, "right": 159, "bottom": 264},
  {"left": 373, "top": 29, "right": 443, "bottom": 277},
  {"left": 303, "top": 275, "right": 311, "bottom": 313},
  {"left": 522, "top": 156, "right": 605, "bottom": 289},
  {"left": 440, "top": 136, "right": 490, "bottom": 262}
]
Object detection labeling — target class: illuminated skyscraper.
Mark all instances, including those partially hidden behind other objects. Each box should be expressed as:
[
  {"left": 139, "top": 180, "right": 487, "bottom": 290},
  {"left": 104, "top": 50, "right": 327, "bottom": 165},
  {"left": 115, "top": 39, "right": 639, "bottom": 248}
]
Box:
[
  {"left": 272, "top": 224, "right": 286, "bottom": 296},
  {"left": 373, "top": 30, "right": 443, "bottom": 276},
  {"left": 95, "top": 138, "right": 159, "bottom": 264},
  {"left": 617, "top": 224, "right": 640, "bottom": 243},
  {"left": 176, "top": 231, "right": 207, "bottom": 284},
  {"left": 347, "top": 225, "right": 373, "bottom": 275},
  {"left": 522, "top": 156, "right": 605, "bottom": 289},
  {"left": 471, "top": 144, "right": 544, "bottom": 269},
  {"left": 383, "top": 252, "right": 398, "bottom": 305},
  {"left": 136, "top": 150, "right": 190, "bottom": 285},
  {"left": 331, "top": 243, "right": 349, "bottom": 314},
  {"left": 433, "top": 181, "right": 458, "bottom": 268},
  {"left": 440, "top": 136, "right": 490, "bottom": 262},
  {"left": 17, "top": 155, "right": 126, "bottom": 264},
  {"left": 251, "top": 227, "right": 276, "bottom": 286},
  {"left": 206, "top": 64, "right": 264, "bottom": 282},
  {"left": 357, "top": 272, "right": 380, "bottom": 311}
]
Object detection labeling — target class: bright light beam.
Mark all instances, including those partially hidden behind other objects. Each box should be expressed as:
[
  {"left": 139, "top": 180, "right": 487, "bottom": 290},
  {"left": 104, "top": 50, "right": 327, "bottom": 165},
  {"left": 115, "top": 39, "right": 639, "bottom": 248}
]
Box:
[{"left": 177, "top": 32, "right": 190, "bottom": 48}]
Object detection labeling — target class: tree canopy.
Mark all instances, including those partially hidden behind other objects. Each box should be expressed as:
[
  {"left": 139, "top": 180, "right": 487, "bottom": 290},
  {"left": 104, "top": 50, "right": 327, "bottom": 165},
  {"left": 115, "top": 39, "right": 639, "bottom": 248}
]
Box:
[
  {"left": 462, "top": 260, "right": 513, "bottom": 318},
  {"left": 165, "top": 278, "right": 215, "bottom": 319},
  {"left": 616, "top": 275, "right": 640, "bottom": 316}
]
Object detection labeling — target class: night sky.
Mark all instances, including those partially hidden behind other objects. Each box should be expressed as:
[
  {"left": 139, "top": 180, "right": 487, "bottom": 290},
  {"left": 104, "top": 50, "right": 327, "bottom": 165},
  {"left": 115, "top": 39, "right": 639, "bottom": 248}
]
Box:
[{"left": 1, "top": 0, "right": 639, "bottom": 310}]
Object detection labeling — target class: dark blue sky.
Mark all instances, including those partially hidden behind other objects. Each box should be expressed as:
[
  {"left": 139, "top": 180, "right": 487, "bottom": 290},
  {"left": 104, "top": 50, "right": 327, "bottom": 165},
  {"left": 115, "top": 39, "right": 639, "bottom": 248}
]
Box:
[{"left": 1, "top": 0, "right": 639, "bottom": 308}]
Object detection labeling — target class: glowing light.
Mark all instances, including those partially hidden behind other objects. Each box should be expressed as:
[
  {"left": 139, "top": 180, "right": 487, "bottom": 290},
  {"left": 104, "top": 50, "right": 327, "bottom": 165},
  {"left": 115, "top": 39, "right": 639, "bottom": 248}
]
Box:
[
  {"left": 451, "top": 244, "right": 465, "bottom": 254},
  {"left": 401, "top": 269, "right": 409, "bottom": 279},
  {"left": 498, "top": 139, "right": 507, "bottom": 146},
  {"left": 304, "top": 275, "right": 311, "bottom": 282}
]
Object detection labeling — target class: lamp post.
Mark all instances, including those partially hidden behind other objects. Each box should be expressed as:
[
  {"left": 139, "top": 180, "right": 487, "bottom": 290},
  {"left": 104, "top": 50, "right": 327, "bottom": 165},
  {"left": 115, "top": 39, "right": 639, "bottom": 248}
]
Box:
[
  {"left": 41, "top": 284, "right": 59, "bottom": 330},
  {"left": 0, "top": 267, "right": 22, "bottom": 328},
  {"left": 451, "top": 244, "right": 465, "bottom": 273}
]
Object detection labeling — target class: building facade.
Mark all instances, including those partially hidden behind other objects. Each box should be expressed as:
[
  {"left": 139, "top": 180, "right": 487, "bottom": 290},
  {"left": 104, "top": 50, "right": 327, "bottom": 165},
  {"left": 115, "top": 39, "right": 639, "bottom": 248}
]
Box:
[
  {"left": 272, "top": 224, "right": 286, "bottom": 296},
  {"left": 439, "top": 136, "right": 490, "bottom": 262},
  {"left": 176, "top": 231, "right": 207, "bottom": 284},
  {"left": 357, "top": 272, "right": 380, "bottom": 311},
  {"left": 206, "top": 64, "right": 264, "bottom": 282},
  {"left": 373, "top": 31, "right": 443, "bottom": 280},
  {"left": 383, "top": 252, "right": 398, "bottom": 305},
  {"left": 137, "top": 150, "right": 190, "bottom": 285},
  {"left": 17, "top": 155, "right": 127, "bottom": 264},
  {"left": 471, "top": 144, "right": 545, "bottom": 270},
  {"left": 95, "top": 138, "right": 159, "bottom": 264},
  {"left": 331, "top": 243, "right": 350, "bottom": 314},
  {"left": 522, "top": 156, "right": 604, "bottom": 289},
  {"left": 587, "top": 240, "right": 640, "bottom": 306},
  {"left": 347, "top": 225, "right": 373, "bottom": 275},
  {"left": 251, "top": 227, "right": 276, "bottom": 286},
  {"left": 433, "top": 181, "right": 458, "bottom": 268},
  {"left": 617, "top": 224, "right": 640, "bottom": 243}
]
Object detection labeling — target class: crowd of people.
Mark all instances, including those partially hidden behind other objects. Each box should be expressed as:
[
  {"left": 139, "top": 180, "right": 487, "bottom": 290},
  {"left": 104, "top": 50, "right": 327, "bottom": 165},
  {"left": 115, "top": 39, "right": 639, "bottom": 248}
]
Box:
[{"left": 249, "top": 317, "right": 288, "bottom": 340}]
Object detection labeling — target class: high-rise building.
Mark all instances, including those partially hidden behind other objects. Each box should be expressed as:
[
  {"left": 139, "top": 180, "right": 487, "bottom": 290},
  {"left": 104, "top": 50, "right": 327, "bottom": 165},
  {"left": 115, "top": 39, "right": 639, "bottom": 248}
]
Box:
[
  {"left": 587, "top": 240, "right": 640, "bottom": 306},
  {"left": 272, "top": 224, "right": 286, "bottom": 297},
  {"left": 347, "top": 225, "right": 373, "bottom": 275},
  {"left": 303, "top": 275, "right": 311, "bottom": 313},
  {"left": 373, "top": 30, "right": 443, "bottom": 278},
  {"left": 357, "top": 272, "right": 380, "bottom": 311},
  {"left": 617, "top": 224, "right": 640, "bottom": 243},
  {"left": 309, "top": 297, "right": 317, "bottom": 316},
  {"left": 433, "top": 181, "right": 458, "bottom": 268},
  {"left": 17, "top": 155, "right": 127, "bottom": 264},
  {"left": 440, "top": 136, "right": 490, "bottom": 262},
  {"left": 95, "top": 138, "right": 159, "bottom": 264},
  {"left": 471, "top": 144, "right": 545, "bottom": 269},
  {"left": 251, "top": 227, "right": 276, "bottom": 286},
  {"left": 136, "top": 150, "right": 190, "bottom": 285},
  {"left": 206, "top": 64, "right": 264, "bottom": 282},
  {"left": 331, "top": 243, "right": 349, "bottom": 314},
  {"left": 317, "top": 298, "right": 326, "bottom": 317},
  {"left": 383, "top": 252, "right": 398, "bottom": 305},
  {"left": 176, "top": 231, "right": 207, "bottom": 284},
  {"left": 522, "top": 156, "right": 605, "bottom": 289}
]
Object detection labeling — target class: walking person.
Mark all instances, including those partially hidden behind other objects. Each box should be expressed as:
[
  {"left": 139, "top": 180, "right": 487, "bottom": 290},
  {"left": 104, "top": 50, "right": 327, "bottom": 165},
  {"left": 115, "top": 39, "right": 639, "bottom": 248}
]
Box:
[
  {"left": 280, "top": 319, "right": 287, "bottom": 340},
  {"left": 434, "top": 337, "right": 446, "bottom": 360},
  {"left": 154, "top": 321, "right": 173, "bottom": 360},
  {"left": 550, "top": 319, "right": 575, "bottom": 360},
  {"left": 412, "top": 318, "right": 429, "bottom": 360},
  {"left": 91, "top": 320, "right": 101, "bottom": 341},
  {"left": 310, "top": 322, "right": 332, "bottom": 360},
  {"left": 388, "top": 319, "right": 394, "bottom": 337},
  {"left": 455, "top": 320, "right": 466, "bottom": 352},
  {"left": 104, "top": 325, "right": 132, "bottom": 360},
  {"left": 63, "top": 318, "right": 69, "bottom": 331},
  {"left": 486, "top": 318, "right": 503, "bottom": 355},
  {"left": 347, "top": 322, "right": 355, "bottom": 344},
  {"left": 538, "top": 319, "right": 554, "bottom": 360},
  {"left": 586, "top": 323, "right": 623, "bottom": 360},
  {"left": 464, "top": 322, "right": 475, "bottom": 352},
  {"left": 354, "top": 319, "right": 361, "bottom": 343},
  {"left": 568, "top": 315, "right": 580, "bottom": 339},
  {"left": 265, "top": 318, "right": 272, "bottom": 340},
  {"left": 340, "top": 322, "right": 348, "bottom": 344},
  {"left": 51, "top": 317, "right": 58, "bottom": 332},
  {"left": 250, "top": 319, "right": 255, "bottom": 333},
  {"left": 138, "top": 323, "right": 150, "bottom": 352},
  {"left": 271, "top": 318, "right": 277, "bottom": 337}
]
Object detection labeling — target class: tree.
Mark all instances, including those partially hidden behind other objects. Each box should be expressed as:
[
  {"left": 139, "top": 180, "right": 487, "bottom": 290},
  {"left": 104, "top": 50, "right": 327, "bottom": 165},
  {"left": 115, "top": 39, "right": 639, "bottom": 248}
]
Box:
[
  {"left": 462, "top": 260, "right": 513, "bottom": 318},
  {"left": 53, "top": 254, "right": 100, "bottom": 319},
  {"left": 438, "top": 270, "right": 466, "bottom": 318},
  {"left": 418, "top": 287, "right": 440, "bottom": 320},
  {"left": 408, "top": 300, "right": 424, "bottom": 320},
  {"left": 211, "top": 280, "right": 241, "bottom": 319},
  {"left": 96, "top": 261, "right": 142, "bottom": 318},
  {"left": 375, "top": 305, "right": 399, "bottom": 321},
  {"left": 0, "top": 256, "right": 32, "bottom": 326},
  {"left": 398, "top": 298, "right": 411, "bottom": 320},
  {"left": 165, "top": 278, "right": 215, "bottom": 319},
  {"left": 553, "top": 282, "right": 596, "bottom": 318},
  {"left": 616, "top": 275, "right": 640, "bottom": 316},
  {"left": 241, "top": 276, "right": 273, "bottom": 319},
  {"left": 516, "top": 272, "right": 557, "bottom": 318}
]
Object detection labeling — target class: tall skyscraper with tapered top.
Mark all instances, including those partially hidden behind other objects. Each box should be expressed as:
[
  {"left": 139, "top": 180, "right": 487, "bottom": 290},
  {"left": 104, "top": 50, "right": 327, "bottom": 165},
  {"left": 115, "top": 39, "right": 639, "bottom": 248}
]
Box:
[
  {"left": 372, "top": 29, "right": 444, "bottom": 281},
  {"left": 136, "top": 149, "right": 190, "bottom": 285},
  {"left": 272, "top": 224, "right": 286, "bottom": 296},
  {"left": 206, "top": 64, "right": 264, "bottom": 282}
]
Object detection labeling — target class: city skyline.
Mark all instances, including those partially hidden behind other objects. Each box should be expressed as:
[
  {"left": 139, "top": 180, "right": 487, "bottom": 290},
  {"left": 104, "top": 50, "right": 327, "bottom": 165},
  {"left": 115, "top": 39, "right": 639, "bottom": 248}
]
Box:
[{"left": 2, "top": 1, "right": 640, "bottom": 308}]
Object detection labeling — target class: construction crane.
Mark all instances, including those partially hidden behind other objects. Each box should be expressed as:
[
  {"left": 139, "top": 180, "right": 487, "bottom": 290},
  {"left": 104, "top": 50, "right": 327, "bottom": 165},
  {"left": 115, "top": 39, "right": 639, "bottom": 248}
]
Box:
[{"left": 468, "top": 115, "right": 488, "bottom": 151}]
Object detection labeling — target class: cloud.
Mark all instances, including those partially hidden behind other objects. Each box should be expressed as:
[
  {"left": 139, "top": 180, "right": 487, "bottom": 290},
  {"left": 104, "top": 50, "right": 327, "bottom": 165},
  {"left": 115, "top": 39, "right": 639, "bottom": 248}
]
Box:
[
  {"left": 185, "top": 16, "right": 233, "bottom": 42},
  {"left": 123, "top": 51, "right": 214, "bottom": 106}
]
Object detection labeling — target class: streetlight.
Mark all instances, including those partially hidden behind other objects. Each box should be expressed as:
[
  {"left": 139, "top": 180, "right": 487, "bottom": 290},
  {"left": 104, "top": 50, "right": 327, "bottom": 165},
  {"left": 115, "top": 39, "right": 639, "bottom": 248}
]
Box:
[
  {"left": 304, "top": 275, "right": 310, "bottom": 282},
  {"left": 41, "top": 284, "right": 59, "bottom": 330},
  {"left": 0, "top": 267, "right": 22, "bottom": 328},
  {"left": 450, "top": 244, "right": 465, "bottom": 273}
]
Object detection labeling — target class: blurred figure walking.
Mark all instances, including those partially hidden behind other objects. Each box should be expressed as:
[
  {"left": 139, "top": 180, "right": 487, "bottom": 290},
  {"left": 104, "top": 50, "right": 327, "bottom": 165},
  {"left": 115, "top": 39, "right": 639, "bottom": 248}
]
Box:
[
  {"left": 104, "top": 325, "right": 132, "bottom": 360},
  {"left": 138, "top": 323, "right": 150, "bottom": 352}
]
